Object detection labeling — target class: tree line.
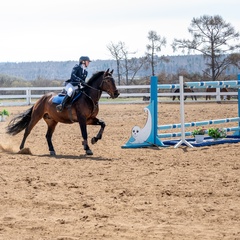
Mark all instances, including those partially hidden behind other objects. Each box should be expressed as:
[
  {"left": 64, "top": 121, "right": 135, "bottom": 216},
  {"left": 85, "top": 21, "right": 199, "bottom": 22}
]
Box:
[
  {"left": 107, "top": 15, "right": 240, "bottom": 85},
  {"left": 0, "top": 74, "right": 63, "bottom": 88}
]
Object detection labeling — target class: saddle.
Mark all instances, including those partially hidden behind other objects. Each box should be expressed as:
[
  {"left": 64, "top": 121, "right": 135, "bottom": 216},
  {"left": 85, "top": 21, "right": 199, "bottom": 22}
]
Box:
[{"left": 52, "top": 89, "right": 82, "bottom": 105}]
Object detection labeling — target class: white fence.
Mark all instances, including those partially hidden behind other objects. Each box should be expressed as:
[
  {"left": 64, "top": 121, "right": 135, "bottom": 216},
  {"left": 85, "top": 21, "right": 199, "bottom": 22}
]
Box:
[{"left": 0, "top": 85, "right": 238, "bottom": 106}]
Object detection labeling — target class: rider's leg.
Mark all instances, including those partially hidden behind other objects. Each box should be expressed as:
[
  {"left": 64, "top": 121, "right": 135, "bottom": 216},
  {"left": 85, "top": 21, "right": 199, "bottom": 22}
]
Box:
[
  {"left": 56, "top": 94, "right": 70, "bottom": 112},
  {"left": 56, "top": 83, "right": 74, "bottom": 112}
]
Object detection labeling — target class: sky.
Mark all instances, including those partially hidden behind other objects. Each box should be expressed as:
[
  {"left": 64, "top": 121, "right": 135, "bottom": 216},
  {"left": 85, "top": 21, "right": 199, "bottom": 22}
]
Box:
[{"left": 0, "top": 0, "right": 239, "bottom": 62}]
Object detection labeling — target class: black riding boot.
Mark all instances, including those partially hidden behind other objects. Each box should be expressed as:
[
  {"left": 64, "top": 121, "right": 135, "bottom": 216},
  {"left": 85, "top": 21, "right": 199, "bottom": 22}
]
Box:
[{"left": 56, "top": 95, "right": 70, "bottom": 112}]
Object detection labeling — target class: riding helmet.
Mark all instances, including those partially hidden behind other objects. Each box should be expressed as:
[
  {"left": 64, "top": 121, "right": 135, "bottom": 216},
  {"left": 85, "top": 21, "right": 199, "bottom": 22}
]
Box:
[{"left": 79, "top": 56, "right": 92, "bottom": 63}]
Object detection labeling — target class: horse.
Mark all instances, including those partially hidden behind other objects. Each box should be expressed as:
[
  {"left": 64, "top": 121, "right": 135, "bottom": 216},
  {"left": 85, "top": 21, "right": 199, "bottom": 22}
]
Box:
[
  {"left": 172, "top": 88, "right": 197, "bottom": 101},
  {"left": 206, "top": 88, "right": 230, "bottom": 100},
  {"left": 142, "top": 96, "right": 150, "bottom": 101},
  {"left": 6, "top": 69, "right": 119, "bottom": 156}
]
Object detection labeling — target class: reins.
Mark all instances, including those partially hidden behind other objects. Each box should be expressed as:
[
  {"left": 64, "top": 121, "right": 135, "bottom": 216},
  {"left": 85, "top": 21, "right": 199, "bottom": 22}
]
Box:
[
  {"left": 84, "top": 75, "right": 113, "bottom": 92},
  {"left": 79, "top": 74, "right": 113, "bottom": 114},
  {"left": 82, "top": 74, "right": 113, "bottom": 100}
]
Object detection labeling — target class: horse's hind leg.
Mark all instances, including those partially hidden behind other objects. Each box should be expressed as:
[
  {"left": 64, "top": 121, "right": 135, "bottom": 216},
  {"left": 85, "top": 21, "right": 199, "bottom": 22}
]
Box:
[
  {"left": 20, "top": 127, "right": 30, "bottom": 150},
  {"left": 20, "top": 116, "right": 42, "bottom": 150},
  {"left": 44, "top": 119, "right": 58, "bottom": 155}
]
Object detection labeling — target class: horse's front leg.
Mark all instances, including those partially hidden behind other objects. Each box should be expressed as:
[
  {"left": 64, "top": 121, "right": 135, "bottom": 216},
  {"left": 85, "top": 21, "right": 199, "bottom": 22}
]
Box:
[
  {"left": 78, "top": 116, "right": 93, "bottom": 155},
  {"left": 91, "top": 119, "right": 106, "bottom": 145}
]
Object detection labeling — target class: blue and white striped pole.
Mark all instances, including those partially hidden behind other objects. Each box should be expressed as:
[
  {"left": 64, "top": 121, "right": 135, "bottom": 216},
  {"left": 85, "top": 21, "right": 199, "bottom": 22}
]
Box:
[{"left": 238, "top": 74, "right": 240, "bottom": 135}]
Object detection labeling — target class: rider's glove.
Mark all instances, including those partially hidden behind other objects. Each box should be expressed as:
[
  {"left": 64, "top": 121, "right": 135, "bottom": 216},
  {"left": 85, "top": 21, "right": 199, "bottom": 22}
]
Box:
[{"left": 78, "top": 80, "right": 87, "bottom": 89}]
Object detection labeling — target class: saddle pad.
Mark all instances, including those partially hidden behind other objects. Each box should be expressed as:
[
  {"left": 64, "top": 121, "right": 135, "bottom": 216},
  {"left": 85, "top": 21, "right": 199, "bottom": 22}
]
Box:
[
  {"left": 52, "top": 95, "right": 64, "bottom": 104},
  {"left": 52, "top": 92, "right": 82, "bottom": 105}
]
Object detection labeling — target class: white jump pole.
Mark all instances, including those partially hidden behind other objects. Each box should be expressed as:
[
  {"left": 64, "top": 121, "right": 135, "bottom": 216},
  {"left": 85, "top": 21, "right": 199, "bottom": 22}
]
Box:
[{"left": 174, "top": 76, "right": 193, "bottom": 148}]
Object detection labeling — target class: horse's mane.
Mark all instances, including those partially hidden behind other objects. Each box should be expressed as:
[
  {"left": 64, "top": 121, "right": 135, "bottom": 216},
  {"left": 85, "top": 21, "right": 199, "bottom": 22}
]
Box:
[{"left": 87, "top": 71, "right": 104, "bottom": 85}]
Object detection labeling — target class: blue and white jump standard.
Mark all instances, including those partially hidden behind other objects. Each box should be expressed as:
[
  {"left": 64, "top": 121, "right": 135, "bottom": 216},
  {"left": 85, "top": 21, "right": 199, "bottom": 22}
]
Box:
[
  {"left": 122, "top": 75, "right": 240, "bottom": 149},
  {"left": 122, "top": 76, "right": 166, "bottom": 148}
]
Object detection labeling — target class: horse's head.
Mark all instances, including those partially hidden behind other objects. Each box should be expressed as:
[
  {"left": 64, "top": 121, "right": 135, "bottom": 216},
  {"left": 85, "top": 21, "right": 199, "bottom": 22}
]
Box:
[{"left": 101, "top": 69, "right": 119, "bottom": 99}]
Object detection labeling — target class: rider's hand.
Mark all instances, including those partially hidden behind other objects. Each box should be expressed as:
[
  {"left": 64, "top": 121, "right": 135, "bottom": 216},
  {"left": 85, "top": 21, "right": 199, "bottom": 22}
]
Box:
[
  {"left": 80, "top": 81, "right": 87, "bottom": 87},
  {"left": 78, "top": 81, "right": 86, "bottom": 89}
]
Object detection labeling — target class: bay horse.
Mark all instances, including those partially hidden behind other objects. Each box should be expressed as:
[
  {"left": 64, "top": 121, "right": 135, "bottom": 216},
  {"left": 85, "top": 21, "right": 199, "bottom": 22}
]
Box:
[
  {"left": 6, "top": 69, "right": 119, "bottom": 156},
  {"left": 172, "top": 88, "right": 197, "bottom": 101},
  {"left": 206, "top": 88, "right": 230, "bottom": 100}
]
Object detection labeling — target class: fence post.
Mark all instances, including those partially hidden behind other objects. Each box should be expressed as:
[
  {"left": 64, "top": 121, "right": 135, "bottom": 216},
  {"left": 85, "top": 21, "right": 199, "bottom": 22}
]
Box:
[
  {"left": 26, "top": 88, "right": 31, "bottom": 105},
  {"left": 216, "top": 88, "right": 221, "bottom": 101}
]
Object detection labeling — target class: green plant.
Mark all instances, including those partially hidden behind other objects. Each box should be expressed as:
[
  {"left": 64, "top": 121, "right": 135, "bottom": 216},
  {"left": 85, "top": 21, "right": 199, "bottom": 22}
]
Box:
[
  {"left": 208, "top": 127, "right": 227, "bottom": 139},
  {"left": 0, "top": 109, "right": 10, "bottom": 116},
  {"left": 192, "top": 127, "right": 206, "bottom": 137}
]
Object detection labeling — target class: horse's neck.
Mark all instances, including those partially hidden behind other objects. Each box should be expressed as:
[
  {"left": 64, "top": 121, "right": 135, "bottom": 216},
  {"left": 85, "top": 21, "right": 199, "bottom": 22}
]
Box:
[{"left": 87, "top": 83, "right": 102, "bottom": 103}]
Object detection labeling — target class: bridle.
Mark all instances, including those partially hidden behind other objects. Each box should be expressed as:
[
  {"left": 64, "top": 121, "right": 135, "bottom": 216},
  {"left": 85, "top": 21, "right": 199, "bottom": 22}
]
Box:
[
  {"left": 84, "top": 73, "right": 114, "bottom": 94},
  {"left": 81, "top": 73, "right": 114, "bottom": 112},
  {"left": 99, "top": 75, "right": 114, "bottom": 95}
]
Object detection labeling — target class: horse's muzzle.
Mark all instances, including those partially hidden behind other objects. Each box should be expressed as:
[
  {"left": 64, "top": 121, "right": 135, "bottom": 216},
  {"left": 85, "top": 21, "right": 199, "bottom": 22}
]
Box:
[
  {"left": 113, "top": 90, "right": 120, "bottom": 99},
  {"left": 114, "top": 90, "right": 120, "bottom": 98}
]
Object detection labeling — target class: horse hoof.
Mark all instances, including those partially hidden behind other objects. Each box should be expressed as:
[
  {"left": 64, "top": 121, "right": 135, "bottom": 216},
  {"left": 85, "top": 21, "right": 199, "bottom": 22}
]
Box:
[
  {"left": 18, "top": 148, "right": 32, "bottom": 155},
  {"left": 86, "top": 149, "right": 93, "bottom": 155},
  {"left": 50, "top": 151, "right": 56, "bottom": 156},
  {"left": 91, "top": 137, "right": 97, "bottom": 144}
]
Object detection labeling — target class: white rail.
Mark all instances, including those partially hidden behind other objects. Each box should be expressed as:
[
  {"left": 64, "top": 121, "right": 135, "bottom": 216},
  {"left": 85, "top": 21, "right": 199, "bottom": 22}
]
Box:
[{"left": 0, "top": 85, "right": 238, "bottom": 106}]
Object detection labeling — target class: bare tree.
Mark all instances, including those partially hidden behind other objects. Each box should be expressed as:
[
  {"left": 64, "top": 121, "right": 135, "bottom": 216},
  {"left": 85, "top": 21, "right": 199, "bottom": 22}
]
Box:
[
  {"left": 228, "top": 53, "right": 240, "bottom": 70},
  {"left": 127, "top": 57, "right": 148, "bottom": 84},
  {"left": 107, "top": 41, "right": 124, "bottom": 85},
  {"left": 107, "top": 41, "right": 146, "bottom": 85},
  {"left": 146, "top": 30, "right": 167, "bottom": 76},
  {"left": 118, "top": 42, "right": 136, "bottom": 85},
  {"left": 172, "top": 15, "right": 240, "bottom": 81}
]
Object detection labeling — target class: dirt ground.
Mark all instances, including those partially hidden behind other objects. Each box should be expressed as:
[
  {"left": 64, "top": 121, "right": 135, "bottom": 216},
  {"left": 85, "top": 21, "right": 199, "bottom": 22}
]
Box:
[{"left": 0, "top": 102, "right": 240, "bottom": 240}]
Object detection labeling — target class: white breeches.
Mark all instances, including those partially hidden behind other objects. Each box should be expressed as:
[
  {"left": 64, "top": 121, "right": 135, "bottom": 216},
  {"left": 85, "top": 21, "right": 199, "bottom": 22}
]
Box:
[{"left": 65, "top": 83, "right": 76, "bottom": 97}]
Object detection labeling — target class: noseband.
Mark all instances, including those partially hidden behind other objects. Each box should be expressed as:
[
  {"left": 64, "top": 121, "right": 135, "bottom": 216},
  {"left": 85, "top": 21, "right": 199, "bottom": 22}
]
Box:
[
  {"left": 81, "top": 74, "right": 114, "bottom": 109},
  {"left": 99, "top": 75, "right": 114, "bottom": 91},
  {"left": 83, "top": 74, "right": 113, "bottom": 93}
]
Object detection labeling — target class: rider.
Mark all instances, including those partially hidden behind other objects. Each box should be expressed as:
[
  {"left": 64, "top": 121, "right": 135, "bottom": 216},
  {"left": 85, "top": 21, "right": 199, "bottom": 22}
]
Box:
[{"left": 56, "top": 56, "right": 92, "bottom": 112}]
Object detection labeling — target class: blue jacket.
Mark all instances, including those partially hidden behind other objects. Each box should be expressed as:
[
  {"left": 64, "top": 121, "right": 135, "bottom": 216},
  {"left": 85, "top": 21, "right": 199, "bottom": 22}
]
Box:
[{"left": 66, "top": 64, "right": 88, "bottom": 86}]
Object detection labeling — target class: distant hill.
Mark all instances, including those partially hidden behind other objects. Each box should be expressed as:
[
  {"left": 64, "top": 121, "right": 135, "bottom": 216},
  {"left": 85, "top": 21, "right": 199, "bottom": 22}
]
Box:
[
  {"left": 0, "top": 55, "right": 239, "bottom": 81},
  {"left": 0, "top": 60, "right": 116, "bottom": 81}
]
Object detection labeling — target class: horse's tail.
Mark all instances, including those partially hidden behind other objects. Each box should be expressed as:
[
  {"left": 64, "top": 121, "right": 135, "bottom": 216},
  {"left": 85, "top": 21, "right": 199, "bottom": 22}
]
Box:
[{"left": 6, "top": 106, "right": 33, "bottom": 136}]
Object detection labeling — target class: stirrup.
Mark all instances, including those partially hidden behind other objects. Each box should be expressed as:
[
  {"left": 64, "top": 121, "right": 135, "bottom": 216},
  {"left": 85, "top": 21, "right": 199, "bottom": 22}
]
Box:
[{"left": 56, "top": 104, "right": 63, "bottom": 112}]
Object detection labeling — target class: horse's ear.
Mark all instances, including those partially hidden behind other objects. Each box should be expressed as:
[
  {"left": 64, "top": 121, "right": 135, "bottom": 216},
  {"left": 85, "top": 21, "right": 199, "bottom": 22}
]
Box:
[
  {"left": 104, "top": 69, "right": 109, "bottom": 77},
  {"left": 110, "top": 69, "right": 114, "bottom": 74}
]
